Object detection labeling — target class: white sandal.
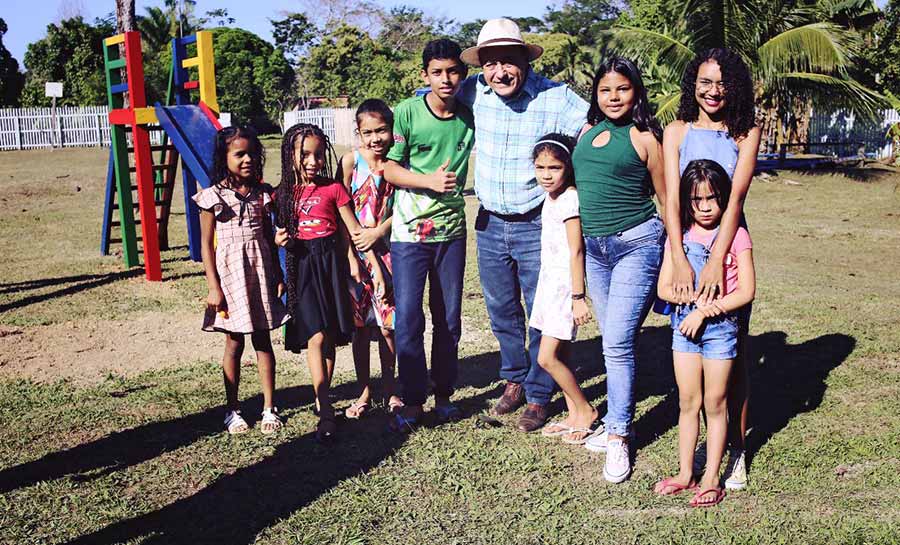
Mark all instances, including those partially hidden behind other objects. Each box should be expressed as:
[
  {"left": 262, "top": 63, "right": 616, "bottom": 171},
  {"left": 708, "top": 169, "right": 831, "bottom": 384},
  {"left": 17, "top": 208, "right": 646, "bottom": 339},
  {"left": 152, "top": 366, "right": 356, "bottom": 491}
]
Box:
[
  {"left": 224, "top": 410, "right": 249, "bottom": 434},
  {"left": 541, "top": 420, "right": 573, "bottom": 438},
  {"left": 260, "top": 407, "right": 283, "bottom": 434}
]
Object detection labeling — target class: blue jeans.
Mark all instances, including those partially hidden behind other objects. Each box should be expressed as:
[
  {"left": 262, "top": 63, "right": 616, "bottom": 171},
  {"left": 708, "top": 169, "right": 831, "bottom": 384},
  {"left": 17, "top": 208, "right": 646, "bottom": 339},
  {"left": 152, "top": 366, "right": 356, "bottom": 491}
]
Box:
[
  {"left": 475, "top": 205, "right": 555, "bottom": 406},
  {"left": 584, "top": 216, "right": 664, "bottom": 437},
  {"left": 392, "top": 238, "right": 466, "bottom": 406}
]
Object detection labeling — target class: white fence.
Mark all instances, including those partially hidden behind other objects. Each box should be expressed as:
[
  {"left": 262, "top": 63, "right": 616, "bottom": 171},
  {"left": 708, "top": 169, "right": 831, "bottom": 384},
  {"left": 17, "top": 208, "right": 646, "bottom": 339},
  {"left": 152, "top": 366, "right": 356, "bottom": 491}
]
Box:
[
  {"left": 0, "top": 106, "right": 112, "bottom": 150},
  {"left": 283, "top": 108, "right": 356, "bottom": 148},
  {"left": 809, "top": 108, "right": 899, "bottom": 159}
]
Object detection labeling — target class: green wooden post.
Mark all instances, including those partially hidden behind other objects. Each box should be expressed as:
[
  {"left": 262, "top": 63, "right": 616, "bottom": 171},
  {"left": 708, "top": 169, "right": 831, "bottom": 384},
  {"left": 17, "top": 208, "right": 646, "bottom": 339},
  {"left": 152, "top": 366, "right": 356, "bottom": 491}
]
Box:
[{"left": 103, "top": 39, "right": 139, "bottom": 268}]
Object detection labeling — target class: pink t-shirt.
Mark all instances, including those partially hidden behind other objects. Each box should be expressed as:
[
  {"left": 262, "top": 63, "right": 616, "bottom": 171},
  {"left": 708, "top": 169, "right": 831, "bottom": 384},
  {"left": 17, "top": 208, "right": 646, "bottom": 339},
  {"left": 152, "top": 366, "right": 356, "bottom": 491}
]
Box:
[{"left": 666, "top": 225, "right": 752, "bottom": 295}]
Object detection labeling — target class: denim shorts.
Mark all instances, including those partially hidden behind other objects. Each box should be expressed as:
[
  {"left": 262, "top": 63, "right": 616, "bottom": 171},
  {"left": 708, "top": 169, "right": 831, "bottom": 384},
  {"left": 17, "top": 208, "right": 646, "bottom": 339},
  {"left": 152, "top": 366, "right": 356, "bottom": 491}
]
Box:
[{"left": 671, "top": 306, "right": 739, "bottom": 360}]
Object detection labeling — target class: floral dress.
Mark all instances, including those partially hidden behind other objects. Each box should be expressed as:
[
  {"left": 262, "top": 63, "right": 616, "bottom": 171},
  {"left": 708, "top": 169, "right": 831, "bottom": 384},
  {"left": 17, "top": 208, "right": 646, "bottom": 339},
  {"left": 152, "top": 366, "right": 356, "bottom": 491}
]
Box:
[
  {"left": 347, "top": 151, "right": 395, "bottom": 329},
  {"left": 529, "top": 187, "right": 580, "bottom": 341}
]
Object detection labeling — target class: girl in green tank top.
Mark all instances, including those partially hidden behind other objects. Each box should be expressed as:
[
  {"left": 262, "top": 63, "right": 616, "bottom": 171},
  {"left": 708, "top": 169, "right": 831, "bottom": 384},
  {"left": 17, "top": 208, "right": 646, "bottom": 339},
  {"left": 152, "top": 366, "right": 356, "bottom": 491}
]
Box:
[
  {"left": 573, "top": 57, "right": 667, "bottom": 484},
  {"left": 573, "top": 61, "right": 666, "bottom": 236}
]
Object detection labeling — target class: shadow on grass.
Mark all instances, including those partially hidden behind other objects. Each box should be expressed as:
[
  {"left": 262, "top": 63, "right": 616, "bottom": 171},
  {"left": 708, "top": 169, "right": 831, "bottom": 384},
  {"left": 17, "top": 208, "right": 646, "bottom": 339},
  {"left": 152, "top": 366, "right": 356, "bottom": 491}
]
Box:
[
  {"left": 53, "top": 353, "right": 504, "bottom": 545},
  {"left": 0, "top": 257, "right": 203, "bottom": 313},
  {"left": 746, "top": 331, "right": 855, "bottom": 461},
  {"left": 0, "top": 269, "right": 145, "bottom": 313}
]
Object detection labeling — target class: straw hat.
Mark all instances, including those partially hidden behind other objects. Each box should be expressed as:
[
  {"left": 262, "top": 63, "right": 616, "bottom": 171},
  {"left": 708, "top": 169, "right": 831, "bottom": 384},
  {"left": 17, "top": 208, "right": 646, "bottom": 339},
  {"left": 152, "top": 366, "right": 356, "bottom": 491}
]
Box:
[{"left": 460, "top": 18, "right": 544, "bottom": 66}]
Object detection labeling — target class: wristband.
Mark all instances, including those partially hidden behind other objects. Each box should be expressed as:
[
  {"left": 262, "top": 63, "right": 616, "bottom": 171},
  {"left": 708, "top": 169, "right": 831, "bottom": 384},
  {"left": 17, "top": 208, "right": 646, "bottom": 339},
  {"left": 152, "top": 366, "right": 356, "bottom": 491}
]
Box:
[{"left": 572, "top": 293, "right": 586, "bottom": 301}]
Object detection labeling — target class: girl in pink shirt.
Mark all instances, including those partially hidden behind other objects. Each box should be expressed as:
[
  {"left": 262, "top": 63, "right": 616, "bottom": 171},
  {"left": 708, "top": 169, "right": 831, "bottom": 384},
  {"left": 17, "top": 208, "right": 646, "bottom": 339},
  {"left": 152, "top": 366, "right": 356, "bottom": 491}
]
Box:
[{"left": 655, "top": 159, "right": 756, "bottom": 508}]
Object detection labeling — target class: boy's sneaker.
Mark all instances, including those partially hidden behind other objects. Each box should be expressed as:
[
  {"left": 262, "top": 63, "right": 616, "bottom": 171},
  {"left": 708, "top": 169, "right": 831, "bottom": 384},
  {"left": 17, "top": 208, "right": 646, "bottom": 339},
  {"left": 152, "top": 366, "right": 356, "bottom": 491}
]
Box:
[
  {"left": 603, "top": 438, "right": 632, "bottom": 483},
  {"left": 692, "top": 441, "right": 707, "bottom": 475},
  {"left": 723, "top": 449, "right": 747, "bottom": 490}
]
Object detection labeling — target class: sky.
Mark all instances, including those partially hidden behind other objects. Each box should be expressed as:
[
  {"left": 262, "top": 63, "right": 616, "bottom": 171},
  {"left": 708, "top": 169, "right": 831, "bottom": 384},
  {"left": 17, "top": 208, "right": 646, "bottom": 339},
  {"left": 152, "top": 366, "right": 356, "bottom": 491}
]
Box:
[{"left": 2, "top": 0, "right": 557, "bottom": 67}]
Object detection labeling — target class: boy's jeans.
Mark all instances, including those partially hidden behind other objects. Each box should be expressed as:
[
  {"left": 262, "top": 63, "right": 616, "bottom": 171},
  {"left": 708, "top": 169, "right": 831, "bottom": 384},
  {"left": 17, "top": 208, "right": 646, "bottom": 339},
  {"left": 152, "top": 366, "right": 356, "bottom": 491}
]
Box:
[
  {"left": 475, "top": 205, "right": 555, "bottom": 406},
  {"left": 393, "top": 238, "right": 466, "bottom": 406},
  {"left": 584, "top": 216, "right": 664, "bottom": 437}
]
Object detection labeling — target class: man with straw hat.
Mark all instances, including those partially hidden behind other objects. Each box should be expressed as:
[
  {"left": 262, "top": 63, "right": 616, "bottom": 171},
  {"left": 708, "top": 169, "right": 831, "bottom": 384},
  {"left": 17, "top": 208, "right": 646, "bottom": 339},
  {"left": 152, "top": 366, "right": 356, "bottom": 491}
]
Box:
[{"left": 458, "top": 18, "right": 589, "bottom": 432}]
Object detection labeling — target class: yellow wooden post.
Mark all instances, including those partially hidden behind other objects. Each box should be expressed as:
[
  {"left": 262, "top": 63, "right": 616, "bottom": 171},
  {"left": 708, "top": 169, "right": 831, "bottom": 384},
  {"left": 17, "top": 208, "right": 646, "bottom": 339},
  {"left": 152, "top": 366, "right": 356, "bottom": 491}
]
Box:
[{"left": 195, "top": 31, "right": 219, "bottom": 114}]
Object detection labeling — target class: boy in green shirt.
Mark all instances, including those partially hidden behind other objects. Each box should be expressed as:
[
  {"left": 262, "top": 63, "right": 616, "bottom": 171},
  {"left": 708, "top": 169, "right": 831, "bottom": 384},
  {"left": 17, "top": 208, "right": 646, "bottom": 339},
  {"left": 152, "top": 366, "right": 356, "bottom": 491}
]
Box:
[{"left": 384, "top": 38, "right": 475, "bottom": 431}]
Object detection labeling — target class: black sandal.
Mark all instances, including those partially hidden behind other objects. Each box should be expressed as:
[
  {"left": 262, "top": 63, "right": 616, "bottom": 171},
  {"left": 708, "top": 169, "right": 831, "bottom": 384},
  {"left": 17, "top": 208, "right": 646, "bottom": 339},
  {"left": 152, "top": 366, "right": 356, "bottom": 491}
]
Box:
[{"left": 315, "top": 414, "right": 337, "bottom": 443}]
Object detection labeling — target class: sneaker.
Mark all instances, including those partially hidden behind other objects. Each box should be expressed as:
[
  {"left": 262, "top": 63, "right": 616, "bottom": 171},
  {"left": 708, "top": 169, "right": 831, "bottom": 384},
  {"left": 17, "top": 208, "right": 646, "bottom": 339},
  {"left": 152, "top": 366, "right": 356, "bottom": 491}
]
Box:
[
  {"left": 692, "top": 441, "right": 707, "bottom": 475},
  {"left": 603, "top": 438, "right": 632, "bottom": 483},
  {"left": 723, "top": 449, "right": 747, "bottom": 490}
]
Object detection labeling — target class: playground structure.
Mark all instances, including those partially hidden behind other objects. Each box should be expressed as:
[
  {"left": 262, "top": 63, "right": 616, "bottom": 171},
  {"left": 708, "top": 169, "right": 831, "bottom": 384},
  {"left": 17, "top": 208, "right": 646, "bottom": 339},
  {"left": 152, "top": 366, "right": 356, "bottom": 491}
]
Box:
[{"left": 100, "top": 30, "right": 223, "bottom": 281}]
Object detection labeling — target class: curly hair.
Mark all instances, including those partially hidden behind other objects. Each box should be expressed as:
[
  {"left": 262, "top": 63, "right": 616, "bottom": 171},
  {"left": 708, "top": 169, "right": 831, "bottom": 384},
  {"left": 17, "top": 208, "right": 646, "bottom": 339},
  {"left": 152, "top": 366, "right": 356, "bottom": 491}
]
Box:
[
  {"left": 532, "top": 132, "right": 577, "bottom": 187},
  {"left": 676, "top": 48, "right": 755, "bottom": 139},
  {"left": 211, "top": 125, "right": 265, "bottom": 186},
  {"left": 274, "top": 123, "right": 339, "bottom": 311},
  {"left": 587, "top": 56, "right": 663, "bottom": 142}
]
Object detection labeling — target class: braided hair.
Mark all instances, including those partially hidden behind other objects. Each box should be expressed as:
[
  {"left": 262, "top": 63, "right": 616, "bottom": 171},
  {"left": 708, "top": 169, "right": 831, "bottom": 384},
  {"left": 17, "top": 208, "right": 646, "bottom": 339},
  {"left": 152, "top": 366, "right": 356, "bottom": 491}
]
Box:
[
  {"left": 274, "top": 123, "right": 339, "bottom": 310},
  {"left": 676, "top": 48, "right": 756, "bottom": 140},
  {"left": 211, "top": 125, "right": 265, "bottom": 186}
]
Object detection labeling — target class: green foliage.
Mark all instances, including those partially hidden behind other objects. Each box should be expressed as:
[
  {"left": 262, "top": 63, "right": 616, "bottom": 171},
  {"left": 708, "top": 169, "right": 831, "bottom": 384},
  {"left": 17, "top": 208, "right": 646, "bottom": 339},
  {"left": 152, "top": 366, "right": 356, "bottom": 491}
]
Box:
[
  {"left": 0, "top": 18, "right": 25, "bottom": 107},
  {"left": 605, "top": 0, "right": 889, "bottom": 132},
  {"left": 271, "top": 13, "right": 316, "bottom": 66},
  {"left": 544, "top": 0, "right": 620, "bottom": 43},
  {"left": 525, "top": 32, "right": 591, "bottom": 95},
  {"left": 212, "top": 27, "right": 294, "bottom": 130},
  {"left": 20, "top": 17, "right": 112, "bottom": 107},
  {"left": 302, "top": 24, "right": 411, "bottom": 106}
]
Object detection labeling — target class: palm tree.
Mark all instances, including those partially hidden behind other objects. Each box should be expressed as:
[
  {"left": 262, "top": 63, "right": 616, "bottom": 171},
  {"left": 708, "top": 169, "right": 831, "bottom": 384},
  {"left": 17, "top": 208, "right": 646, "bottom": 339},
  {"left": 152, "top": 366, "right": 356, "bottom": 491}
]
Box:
[
  {"left": 605, "top": 0, "right": 887, "bottom": 149},
  {"left": 137, "top": 6, "right": 172, "bottom": 54}
]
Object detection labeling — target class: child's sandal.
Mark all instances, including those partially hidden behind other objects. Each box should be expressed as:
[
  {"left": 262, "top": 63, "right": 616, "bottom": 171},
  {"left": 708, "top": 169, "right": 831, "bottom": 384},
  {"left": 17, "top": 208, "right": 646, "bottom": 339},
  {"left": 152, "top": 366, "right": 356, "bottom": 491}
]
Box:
[
  {"left": 260, "top": 407, "right": 283, "bottom": 434},
  {"left": 224, "top": 410, "right": 249, "bottom": 434}
]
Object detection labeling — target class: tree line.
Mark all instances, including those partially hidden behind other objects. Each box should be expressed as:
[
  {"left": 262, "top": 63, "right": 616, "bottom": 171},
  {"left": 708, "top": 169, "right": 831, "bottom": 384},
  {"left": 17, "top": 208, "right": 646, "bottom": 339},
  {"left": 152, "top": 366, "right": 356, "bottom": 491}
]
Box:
[{"left": 0, "top": 0, "right": 897, "bottom": 143}]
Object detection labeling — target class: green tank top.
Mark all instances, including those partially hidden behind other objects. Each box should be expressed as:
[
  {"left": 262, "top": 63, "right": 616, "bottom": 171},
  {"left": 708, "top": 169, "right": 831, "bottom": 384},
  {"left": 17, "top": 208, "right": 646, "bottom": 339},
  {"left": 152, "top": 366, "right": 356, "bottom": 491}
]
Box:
[{"left": 572, "top": 119, "right": 656, "bottom": 236}]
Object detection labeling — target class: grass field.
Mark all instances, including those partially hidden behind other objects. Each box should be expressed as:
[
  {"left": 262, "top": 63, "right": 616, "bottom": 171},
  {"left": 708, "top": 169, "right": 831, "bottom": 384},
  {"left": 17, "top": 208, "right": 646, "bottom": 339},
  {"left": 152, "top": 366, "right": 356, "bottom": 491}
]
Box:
[{"left": 1, "top": 146, "right": 899, "bottom": 544}]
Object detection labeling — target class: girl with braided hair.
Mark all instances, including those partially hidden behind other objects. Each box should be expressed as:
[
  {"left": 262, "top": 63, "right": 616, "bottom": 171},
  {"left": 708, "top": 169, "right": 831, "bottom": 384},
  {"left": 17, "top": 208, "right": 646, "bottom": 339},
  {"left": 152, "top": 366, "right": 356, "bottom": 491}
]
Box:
[{"left": 274, "top": 123, "right": 386, "bottom": 442}]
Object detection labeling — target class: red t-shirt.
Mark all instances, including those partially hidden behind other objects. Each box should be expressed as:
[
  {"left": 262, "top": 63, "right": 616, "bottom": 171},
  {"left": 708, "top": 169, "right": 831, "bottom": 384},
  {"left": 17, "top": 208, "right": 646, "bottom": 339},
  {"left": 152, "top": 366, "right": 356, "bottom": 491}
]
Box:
[{"left": 291, "top": 180, "right": 351, "bottom": 240}]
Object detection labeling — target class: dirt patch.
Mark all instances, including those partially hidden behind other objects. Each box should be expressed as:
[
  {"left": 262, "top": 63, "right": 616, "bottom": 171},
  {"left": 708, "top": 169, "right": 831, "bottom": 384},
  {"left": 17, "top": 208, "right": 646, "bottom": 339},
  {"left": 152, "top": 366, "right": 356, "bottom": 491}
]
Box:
[{"left": 0, "top": 310, "right": 487, "bottom": 386}]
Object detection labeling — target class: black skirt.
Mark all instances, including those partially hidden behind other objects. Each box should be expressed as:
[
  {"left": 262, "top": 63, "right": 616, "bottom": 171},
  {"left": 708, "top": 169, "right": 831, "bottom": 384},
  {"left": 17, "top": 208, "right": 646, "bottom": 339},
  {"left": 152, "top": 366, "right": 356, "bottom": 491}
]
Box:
[{"left": 284, "top": 235, "right": 354, "bottom": 352}]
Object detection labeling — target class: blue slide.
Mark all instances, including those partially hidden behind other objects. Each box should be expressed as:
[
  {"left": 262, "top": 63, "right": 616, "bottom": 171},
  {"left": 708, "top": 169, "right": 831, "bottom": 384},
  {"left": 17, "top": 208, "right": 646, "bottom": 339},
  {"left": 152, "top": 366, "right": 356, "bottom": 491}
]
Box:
[{"left": 155, "top": 104, "right": 222, "bottom": 261}]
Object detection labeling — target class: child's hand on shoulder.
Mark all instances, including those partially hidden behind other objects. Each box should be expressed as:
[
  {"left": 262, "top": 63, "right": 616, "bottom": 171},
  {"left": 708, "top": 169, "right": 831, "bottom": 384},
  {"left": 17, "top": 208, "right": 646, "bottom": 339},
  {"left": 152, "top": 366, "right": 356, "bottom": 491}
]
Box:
[
  {"left": 573, "top": 298, "right": 592, "bottom": 326},
  {"left": 678, "top": 309, "right": 706, "bottom": 339},
  {"left": 429, "top": 158, "right": 457, "bottom": 193}
]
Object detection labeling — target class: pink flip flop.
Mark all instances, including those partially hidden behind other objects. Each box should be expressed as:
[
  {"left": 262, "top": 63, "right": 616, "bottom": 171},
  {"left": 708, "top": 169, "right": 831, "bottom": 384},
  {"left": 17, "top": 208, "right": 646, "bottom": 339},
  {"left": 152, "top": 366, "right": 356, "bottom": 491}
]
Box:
[
  {"left": 690, "top": 486, "right": 726, "bottom": 507},
  {"left": 653, "top": 477, "right": 698, "bottom": 496}
]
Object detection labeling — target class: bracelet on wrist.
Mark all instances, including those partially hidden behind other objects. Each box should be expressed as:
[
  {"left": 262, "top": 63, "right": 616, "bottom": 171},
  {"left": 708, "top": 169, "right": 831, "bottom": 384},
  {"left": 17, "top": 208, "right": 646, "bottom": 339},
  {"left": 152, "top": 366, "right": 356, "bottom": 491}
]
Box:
[{"left": 572, "top": 293, "right": 586, "bottom": 301}]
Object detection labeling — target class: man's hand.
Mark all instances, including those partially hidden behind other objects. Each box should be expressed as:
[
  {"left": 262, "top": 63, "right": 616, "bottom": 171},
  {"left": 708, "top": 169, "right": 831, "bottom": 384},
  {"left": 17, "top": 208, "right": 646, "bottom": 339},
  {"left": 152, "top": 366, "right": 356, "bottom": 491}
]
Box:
[{"left": 428, "top": 158, "right": 457, "bottom": 193}]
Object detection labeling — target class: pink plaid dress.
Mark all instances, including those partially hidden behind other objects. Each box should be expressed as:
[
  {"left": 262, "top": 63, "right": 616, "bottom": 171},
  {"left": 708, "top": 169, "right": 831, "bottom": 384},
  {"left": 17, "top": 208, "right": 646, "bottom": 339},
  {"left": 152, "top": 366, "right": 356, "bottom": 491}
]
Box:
[{"left": 193, "top": 184, "right": 290, "bottom": 334}]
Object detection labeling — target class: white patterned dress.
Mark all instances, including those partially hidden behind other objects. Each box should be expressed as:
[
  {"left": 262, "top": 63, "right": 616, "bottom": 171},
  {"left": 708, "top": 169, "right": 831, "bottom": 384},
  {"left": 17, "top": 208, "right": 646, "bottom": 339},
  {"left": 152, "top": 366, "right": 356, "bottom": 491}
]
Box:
[{"left": 529, "top": 187, "right": 580, "bottom": 341}]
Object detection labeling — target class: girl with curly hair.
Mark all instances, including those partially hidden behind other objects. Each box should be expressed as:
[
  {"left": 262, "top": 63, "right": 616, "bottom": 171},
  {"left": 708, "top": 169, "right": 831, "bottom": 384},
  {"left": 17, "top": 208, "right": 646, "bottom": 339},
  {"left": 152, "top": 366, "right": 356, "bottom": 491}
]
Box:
[
  {"left": 662, "top": 47, "right": 761, "bottom": 490},
  {"left": 194, "top": 126, "right": 290, "bottom": 435},
  {"left": 274, "top": 123, "right": 385, "bottom": 442}
]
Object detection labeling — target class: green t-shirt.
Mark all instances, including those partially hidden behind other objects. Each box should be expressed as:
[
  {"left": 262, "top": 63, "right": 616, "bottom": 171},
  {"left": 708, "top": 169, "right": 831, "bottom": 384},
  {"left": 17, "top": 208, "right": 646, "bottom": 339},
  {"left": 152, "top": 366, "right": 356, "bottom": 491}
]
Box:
[{"left": 386, "top": 95, "right": 475, "bottom": 243}]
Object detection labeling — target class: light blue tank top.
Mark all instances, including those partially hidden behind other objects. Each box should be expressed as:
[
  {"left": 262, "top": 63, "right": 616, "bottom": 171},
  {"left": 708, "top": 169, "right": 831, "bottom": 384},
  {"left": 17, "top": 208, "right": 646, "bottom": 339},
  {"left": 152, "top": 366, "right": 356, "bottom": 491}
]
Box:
[{"left": 678, "top": 123, "right": 738, "bottom": 177}]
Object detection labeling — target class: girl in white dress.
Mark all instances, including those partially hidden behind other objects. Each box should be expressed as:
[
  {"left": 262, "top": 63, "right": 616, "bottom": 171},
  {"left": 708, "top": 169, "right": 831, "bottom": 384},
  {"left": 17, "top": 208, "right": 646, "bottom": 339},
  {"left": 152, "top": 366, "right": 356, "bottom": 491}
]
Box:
[{"left": 529, "top": 133, "right": 597, "bottom": 445}]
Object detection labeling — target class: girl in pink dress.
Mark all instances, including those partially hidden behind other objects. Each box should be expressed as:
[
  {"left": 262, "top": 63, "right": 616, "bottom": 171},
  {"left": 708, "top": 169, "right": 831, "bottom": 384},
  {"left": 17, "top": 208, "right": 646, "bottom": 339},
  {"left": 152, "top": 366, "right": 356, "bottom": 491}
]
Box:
[{"left": 194, "top": 126, "right": 290, "bottom": 435}]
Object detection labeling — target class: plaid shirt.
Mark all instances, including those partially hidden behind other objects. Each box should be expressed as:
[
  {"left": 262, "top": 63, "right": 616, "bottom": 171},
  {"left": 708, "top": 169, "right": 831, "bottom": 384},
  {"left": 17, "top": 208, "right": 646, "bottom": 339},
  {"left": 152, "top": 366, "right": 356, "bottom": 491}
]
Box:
[{"left": 458, "top": 70, "right": 589, "bottom": 215}]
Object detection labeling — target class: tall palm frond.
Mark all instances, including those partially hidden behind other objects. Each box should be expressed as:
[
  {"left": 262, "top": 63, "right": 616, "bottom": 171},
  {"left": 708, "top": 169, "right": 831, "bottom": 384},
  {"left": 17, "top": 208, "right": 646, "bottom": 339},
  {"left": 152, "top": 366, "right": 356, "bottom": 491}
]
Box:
[
  {"left": 137, "top": 6, "right": 172, "bottom": 54},
  {"left": 757, "top": 23, "right": 857, "bottom": 79},
  {"left": 605, "top": 26, "right": 694, "bottom": 76}
]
